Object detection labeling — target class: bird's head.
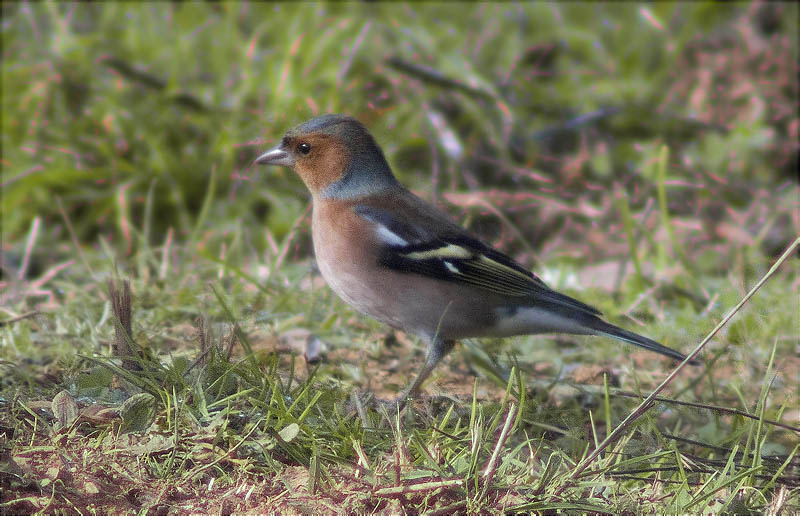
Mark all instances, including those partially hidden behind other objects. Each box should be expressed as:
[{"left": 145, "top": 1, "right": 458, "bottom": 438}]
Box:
[{"left": 256, "top": 114, "right": 399, "bottom": 199}]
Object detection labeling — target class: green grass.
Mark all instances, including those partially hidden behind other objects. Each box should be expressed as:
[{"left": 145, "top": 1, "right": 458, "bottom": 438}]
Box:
[{"left": 2, "top": 2, "right": 798, "bottom": 514}]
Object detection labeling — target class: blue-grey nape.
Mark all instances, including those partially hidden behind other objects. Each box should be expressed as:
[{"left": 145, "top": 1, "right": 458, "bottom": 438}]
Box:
[
  {"left": 291, "top": 115, "right": 399, "bottom": 200},
  {"left": 289, "top": 114, "right": 353, "bottom": 135}
]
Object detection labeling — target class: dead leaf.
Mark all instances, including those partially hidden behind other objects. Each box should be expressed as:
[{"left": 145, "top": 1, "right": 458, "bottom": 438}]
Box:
[{"left": 52, "top": 390, "right": 78, "bottom": 430}]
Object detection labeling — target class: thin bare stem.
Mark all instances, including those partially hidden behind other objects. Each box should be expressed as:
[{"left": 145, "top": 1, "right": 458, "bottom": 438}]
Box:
[
  {"left": 566, "top": 236, "right": 799, "bottom": 485},
  {"left": 481, "top": 403, "right": 517, "bottom": 499}
]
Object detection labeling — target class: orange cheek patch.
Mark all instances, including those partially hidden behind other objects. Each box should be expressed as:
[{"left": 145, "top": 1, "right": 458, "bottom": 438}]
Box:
[{"left": 295, "top": 138, "right": 350, "bottom": 196}]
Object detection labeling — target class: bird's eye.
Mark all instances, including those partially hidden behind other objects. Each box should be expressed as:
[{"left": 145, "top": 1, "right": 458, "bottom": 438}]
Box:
[{"left": 297, "top": 142, "right": 311, "bottom": 155}]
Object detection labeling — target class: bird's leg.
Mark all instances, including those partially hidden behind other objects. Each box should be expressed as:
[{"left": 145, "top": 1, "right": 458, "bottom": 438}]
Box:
[{"left": 395, "top": 338, "right": 456, "bottom": 405}]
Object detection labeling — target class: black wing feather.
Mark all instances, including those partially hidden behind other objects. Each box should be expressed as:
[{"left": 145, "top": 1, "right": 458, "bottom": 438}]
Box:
[{"left": 355, "top": 205, "right": 602, "bottom": 317}]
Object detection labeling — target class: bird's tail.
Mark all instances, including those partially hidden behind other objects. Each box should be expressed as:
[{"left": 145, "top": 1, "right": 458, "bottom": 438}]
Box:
[{"left": 589, "top": 319, "right": 699, "bottom": 365}]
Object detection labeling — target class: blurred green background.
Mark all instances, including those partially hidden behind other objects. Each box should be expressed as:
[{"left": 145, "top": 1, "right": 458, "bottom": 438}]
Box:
[
  {"left": 2, "top": 0, "right": 799, "bottom": 383},
  {"left": 3, "top": 1, "right": 796, "bottom": 266}
]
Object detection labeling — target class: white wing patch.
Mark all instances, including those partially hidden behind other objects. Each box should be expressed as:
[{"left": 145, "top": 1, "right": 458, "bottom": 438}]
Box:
[
  {"left": 444, "top": 261, "right": 459, "bottom": 274},
  {"left": 375, "top": 224, "right": 408, "bottom": 247}
]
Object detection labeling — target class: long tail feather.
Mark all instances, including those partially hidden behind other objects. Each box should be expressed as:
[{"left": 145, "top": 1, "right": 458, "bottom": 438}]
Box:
[{"left": 590, "top": 319, "right": 699, "bottom": 365}]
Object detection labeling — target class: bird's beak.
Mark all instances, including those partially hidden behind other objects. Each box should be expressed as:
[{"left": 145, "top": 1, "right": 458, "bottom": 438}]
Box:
[{"left": 255, "top": 145, "right": 295, "bottom": 167}]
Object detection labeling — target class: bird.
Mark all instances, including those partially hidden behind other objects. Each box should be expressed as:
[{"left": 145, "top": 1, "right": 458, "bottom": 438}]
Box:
[{"left": 255, "top": 114, "right": 694, "bottom": 402}]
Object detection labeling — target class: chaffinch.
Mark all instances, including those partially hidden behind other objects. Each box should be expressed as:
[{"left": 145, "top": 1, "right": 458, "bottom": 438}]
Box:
[{"left": 256, "top": 114, "right": 693, "bottom": 401}]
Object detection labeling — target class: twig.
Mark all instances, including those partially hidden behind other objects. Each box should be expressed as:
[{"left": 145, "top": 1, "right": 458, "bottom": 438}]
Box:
[
  {"left": 102, "top": 56, "right": 206, "bottom": 111},
  {"left": 0, "top": 311, "right": 39, "bottom": 326},
  {"left": 564, "top": 237, "right": 800, "bottom": 486},
  {"left": 481, "top": 403, "right": 517, "bottom": 498},
  {"left": 611, "top": 390, "right": 800, "bottom": 433},
  {"left": 387, "top": 56, "right": 496, "bottom": 99},
  {"left": 108, "top": 278, "right": 139, "bottom": 371},
  {"left": 373, "top": 478, "right": 464, "bottom": 497}
]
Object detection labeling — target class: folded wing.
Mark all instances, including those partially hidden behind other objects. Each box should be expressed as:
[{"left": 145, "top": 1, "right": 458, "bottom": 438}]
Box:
[{"left": 354, "top": 204, "right": 602, "bottom": 317}]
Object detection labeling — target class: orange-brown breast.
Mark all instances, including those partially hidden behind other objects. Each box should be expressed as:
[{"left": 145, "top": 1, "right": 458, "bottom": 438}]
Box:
[
  {"left": 311, "top": 198, "right": 383, "bottom": 313},
  {"left": 310, "top": 197, "right": 500, "bottom": 339}
]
